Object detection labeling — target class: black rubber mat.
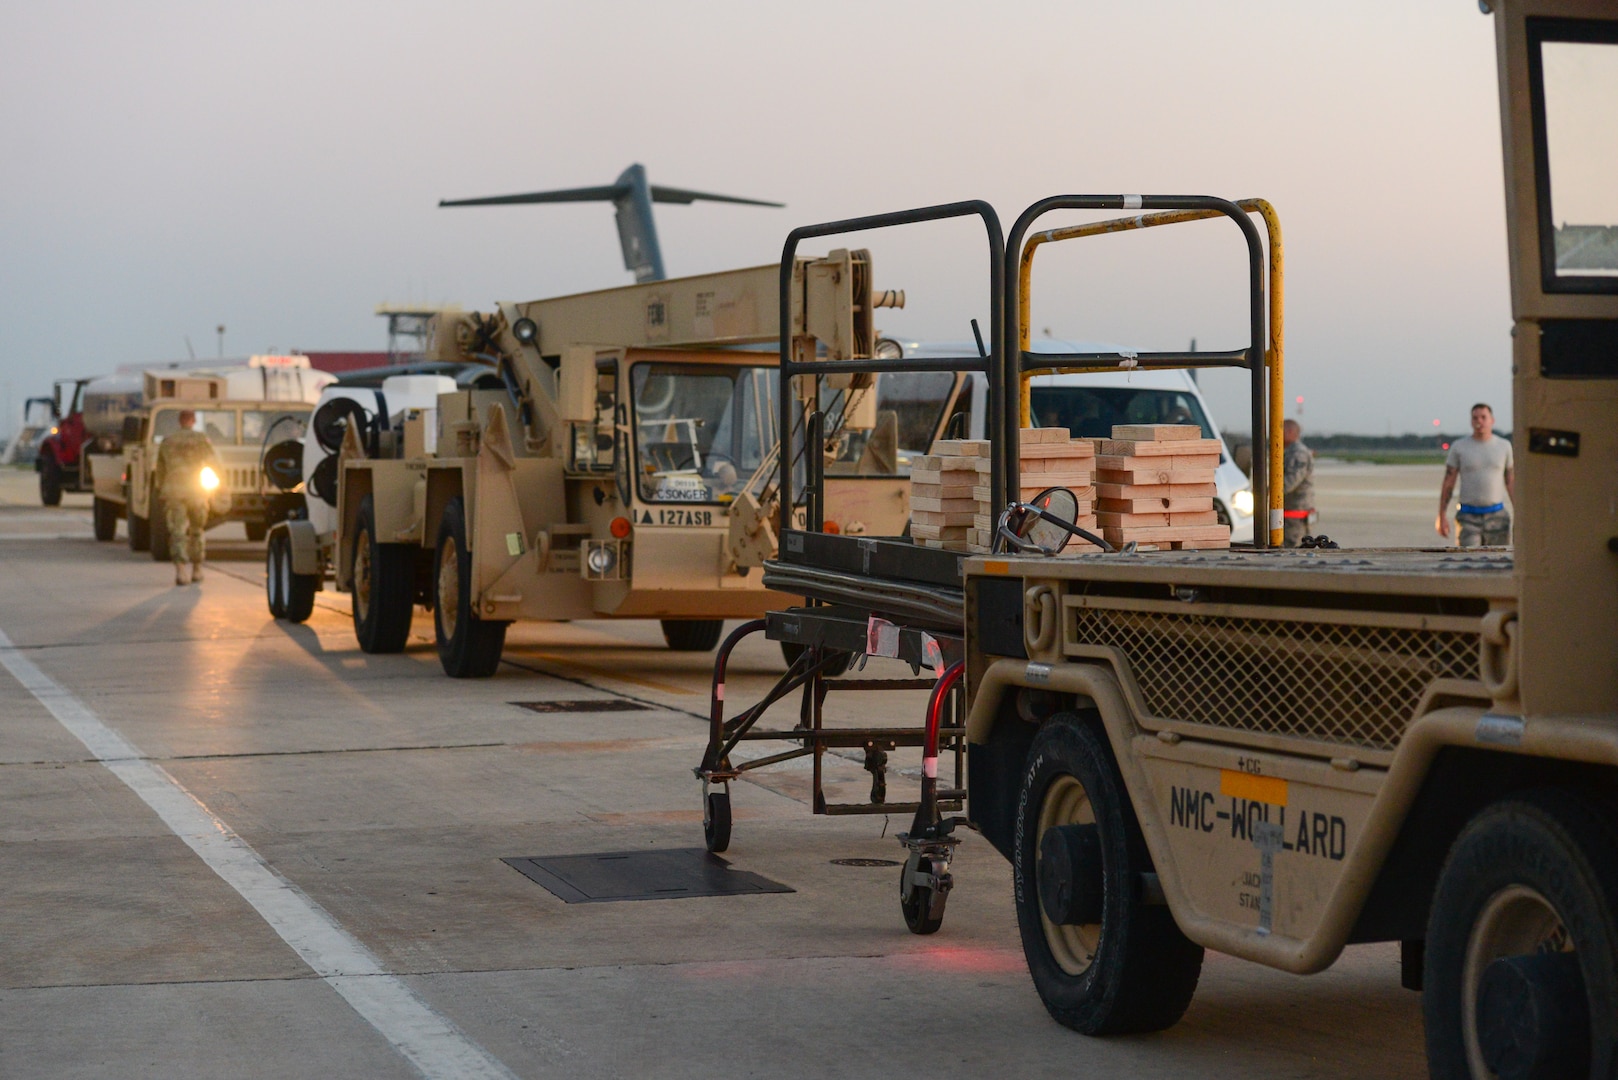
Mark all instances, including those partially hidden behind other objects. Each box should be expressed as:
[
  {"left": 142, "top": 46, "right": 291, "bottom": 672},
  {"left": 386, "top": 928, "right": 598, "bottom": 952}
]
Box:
[
  {"left": 503, "top": 848, "right": 793, "bottom": 903},
  {"left": 509, "top": 699, "right": 649, "bottom": 714}
]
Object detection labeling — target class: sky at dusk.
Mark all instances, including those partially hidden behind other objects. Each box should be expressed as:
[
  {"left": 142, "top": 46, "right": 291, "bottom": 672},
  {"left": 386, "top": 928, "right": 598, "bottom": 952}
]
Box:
[{"left": 1, "top": 1, "right": 1514, "bottom": 438}]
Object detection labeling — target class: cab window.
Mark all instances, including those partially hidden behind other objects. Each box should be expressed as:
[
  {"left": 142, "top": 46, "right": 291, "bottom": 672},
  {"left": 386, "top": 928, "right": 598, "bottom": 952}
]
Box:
[{"left": 1531, "top": 19, "right": 1618, "bottom": 291}]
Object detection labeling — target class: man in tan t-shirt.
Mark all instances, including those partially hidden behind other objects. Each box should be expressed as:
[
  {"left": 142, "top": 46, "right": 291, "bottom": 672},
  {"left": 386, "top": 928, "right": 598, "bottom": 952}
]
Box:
[{"left": 1435, "top": 402, "right": 1514, "bottom": 547}]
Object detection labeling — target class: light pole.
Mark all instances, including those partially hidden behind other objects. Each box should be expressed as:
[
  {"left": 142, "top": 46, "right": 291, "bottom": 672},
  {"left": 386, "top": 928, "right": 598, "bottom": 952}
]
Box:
[{"left": 217, "top": 325, "right": 226, "bottom": 359}]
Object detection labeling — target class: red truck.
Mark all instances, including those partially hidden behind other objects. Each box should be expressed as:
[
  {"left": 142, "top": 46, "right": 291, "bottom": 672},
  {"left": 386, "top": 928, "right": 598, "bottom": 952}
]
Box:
[{"left": 35, "top": 375, "right": 142, "bottom": 507}]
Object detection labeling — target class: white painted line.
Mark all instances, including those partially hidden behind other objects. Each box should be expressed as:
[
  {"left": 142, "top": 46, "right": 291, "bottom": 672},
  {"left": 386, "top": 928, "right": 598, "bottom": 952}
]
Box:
[{"left": 0, "top": 626, "right": 519, "bottom": 1080}]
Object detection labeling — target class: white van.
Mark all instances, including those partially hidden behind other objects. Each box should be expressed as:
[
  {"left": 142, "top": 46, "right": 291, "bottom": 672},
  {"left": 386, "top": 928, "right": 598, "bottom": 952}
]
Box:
[{"left": 880, "top": 341, "right": 1257, "bottom": 543}]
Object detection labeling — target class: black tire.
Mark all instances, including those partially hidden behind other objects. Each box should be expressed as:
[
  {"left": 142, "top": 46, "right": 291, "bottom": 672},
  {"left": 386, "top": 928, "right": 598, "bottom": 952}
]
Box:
[
  {"left": 780, "top": 641, "right": 854, "bottom": 677},
  {"left": 1014, "top": 712, "right": 1204, "bottom": 1035},
  {"left": 662, "top": 619, "right": 724, "bottom": 652},
  {"left": 433, "top": 496, "right": 506, "bottom": 678},
  {"left": 127, "top": 512, "right": 150, "bottom": 552},
  {"left": 149, "top": 495, "right": 172, "bottom": 562},
  {"left": 704, "top": 790, "right": 732, "bottom": 853},
  {"left": 266, "top": 534, "right": 288, "bottom": 618},
  {"left": 245, "top": 521, "right": 267, "bottom": 543},
  {"left": 1424, "top": 789, "right": 1618, "bottom": 1080},
  {"left": 901, "top": 857, "right": 947, "bottom": 935},
  {"left": 39, "top": 455, "right": 62, "bottom": 506},
  {"left": 350, "top": 494, "right": 414, "bottom": 653},
  {"left": 93, "top": 497, "right": 117, "bottom": 542}
]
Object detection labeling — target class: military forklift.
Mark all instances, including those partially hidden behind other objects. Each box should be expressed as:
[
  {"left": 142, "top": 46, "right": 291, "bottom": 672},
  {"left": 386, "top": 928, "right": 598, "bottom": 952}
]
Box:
[
  {"left": 331, "top": 255, "right": 937, "bottom": 677},
  {"left": 714, "top": 1, "right": 1616, "bottom": 1074}
]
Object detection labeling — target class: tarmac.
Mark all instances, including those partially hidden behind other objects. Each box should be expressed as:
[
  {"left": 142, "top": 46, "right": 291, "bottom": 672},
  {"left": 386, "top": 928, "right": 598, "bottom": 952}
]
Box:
[{"left": 0, "top": 461, "right": 1448, "bottom": 1079}]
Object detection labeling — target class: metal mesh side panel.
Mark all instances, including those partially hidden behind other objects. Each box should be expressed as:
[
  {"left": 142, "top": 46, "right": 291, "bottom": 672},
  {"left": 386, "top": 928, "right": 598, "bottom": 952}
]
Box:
[{"left": 1071, "top": 608, "right": 1481, "bottom": 751}]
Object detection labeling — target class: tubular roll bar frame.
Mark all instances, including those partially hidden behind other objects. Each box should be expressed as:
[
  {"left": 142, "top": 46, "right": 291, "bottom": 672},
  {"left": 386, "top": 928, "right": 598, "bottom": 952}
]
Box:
[
  {"left": 1003, "top": 196, "right": 1281, "bottom": 548},
  {"left": 776, "top": 202, "right": 1006, "bottom": 539}
]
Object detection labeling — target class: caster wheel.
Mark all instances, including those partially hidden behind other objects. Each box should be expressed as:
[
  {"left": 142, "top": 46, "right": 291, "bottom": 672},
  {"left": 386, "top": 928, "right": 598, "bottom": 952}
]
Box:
[
  {"left": 704, "top": 789, "right": 732, "bottom": 853},
  {"left": 901, "top": 856, "right": 946, "bottom": 935}
]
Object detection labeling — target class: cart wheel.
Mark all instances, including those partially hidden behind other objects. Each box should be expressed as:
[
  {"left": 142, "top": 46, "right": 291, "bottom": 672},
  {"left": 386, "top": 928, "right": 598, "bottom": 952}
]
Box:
[
  {"left": 901, "top": 857, "right": 946, "bottom": 935},
  {"left": 1014, "top": 712, "right": 1203, "bottom": 1034},
  {"left": 1423, "top": 789, "right": 1618, "bottom": 1080},
  {"left": 704, "top": 789, "right": 732, "bottom": 853}
]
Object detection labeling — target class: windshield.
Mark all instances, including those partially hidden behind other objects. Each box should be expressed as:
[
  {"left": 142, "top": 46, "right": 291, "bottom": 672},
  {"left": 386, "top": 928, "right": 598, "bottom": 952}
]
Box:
[
  {"left": 153, "top": 409, "right": 237, "bottom": 443},
  {"left": 1535, "top": 28, "right": 1618, "bottom": 287},
  {"left": 823, "top": 371, "right": 957, "bottom": 477},
  {"left": 243, "top": 409, "right": 307, "bottom": 444},
  {"left": 632, "top": 363, "right": 776, "bottom": 503},
  {"left": 1029, "top": 386, "right": 1217, "bottom": 445}
]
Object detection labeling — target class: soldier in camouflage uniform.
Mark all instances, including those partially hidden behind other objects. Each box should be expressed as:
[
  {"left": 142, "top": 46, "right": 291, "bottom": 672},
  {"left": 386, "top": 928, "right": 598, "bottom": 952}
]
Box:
[
  {"left": 153, "top": 410, "right": 222, "bottom": 585},
  {"left": 1282, "top": 419, "right": 1316, "bottom": 548}
]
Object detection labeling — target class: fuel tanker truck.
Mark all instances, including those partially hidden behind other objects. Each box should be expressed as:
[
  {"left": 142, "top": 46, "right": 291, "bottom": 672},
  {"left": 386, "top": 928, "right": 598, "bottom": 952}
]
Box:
[{"left": 34, "top": 374, "right": 144, "bottom": 505}]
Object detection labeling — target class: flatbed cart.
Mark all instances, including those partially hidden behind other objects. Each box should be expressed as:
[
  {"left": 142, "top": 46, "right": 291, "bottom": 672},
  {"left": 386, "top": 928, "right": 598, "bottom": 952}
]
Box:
[{"left": 695, "top": 201, "right": 1008, "bottom": 933}]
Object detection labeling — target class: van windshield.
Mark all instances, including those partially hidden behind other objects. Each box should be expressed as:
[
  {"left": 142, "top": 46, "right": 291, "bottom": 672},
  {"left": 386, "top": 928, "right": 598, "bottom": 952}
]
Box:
[{"left": 1029, "top": 386, "right": 1216, "bottom": 443}]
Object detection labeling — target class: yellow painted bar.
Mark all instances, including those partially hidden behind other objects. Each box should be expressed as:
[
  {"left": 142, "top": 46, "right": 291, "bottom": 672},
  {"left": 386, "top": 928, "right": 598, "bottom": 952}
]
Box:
[
  {"left": 1016, "top": 200, "right": 1285, "bottom": 545},
  {"left": 1220, "top": 768, "right": 1289, "bottom": 807}
]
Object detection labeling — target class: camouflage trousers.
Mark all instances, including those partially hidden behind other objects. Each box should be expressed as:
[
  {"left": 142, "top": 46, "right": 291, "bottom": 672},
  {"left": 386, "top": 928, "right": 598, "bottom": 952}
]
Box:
[
  {"left": 1456, "top": 508, "right": 1511, "bottom": 548},
  {"left": 1283, "top": 511, "right": 1317, "bottom": 549},
  {"left": 165, "top": 495, "right": 209, "bottom": 567}
]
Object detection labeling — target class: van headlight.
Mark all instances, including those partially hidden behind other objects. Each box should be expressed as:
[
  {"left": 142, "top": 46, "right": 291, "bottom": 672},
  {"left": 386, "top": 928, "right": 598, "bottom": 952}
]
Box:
[{"left": 1232, "top": 488, "right": 1255, "bottom": 516}]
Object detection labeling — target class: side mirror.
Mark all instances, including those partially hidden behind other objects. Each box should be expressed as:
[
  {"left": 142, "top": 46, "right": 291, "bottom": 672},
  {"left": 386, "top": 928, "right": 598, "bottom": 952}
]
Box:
[{"left": 1016, "top": 487, "right": 1081, "bottom": 553}]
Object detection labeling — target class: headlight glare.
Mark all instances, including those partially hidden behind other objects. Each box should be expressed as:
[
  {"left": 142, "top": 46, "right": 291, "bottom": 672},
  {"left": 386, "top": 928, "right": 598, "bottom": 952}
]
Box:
[
  {"left": 1232, "top": 488, "right": 1255, "bottom": 516},
  {"left": 200, "top": 466, "right": 221, "bottom": 492}
]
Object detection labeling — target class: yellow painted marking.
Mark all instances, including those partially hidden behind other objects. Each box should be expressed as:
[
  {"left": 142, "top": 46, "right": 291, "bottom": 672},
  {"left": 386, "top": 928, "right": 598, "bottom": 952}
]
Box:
[
  {"left": 981, "top": 561, "right": 1010, "bottom": 575},
  {"left": 1220, "top": 769, "right": 1288, "bottom": 807}
]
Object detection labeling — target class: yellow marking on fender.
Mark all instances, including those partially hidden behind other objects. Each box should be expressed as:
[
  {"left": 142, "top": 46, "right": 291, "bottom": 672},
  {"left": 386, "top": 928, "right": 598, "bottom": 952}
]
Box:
[
  {"left": 981, "top": 561, "right": 1010, "bottom": 575},
  {"left": 1220, "top": 769, "right": 1288, "bottom": 807}
]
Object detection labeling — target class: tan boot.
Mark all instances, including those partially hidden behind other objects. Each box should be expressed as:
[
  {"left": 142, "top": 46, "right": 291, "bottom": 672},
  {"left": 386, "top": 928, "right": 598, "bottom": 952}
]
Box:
[
  {"left": 191, "top": 562, "right": 204, "bottom": 584},
  {"left": 174, "top": 565, "right": 189, "bottom": 586}
]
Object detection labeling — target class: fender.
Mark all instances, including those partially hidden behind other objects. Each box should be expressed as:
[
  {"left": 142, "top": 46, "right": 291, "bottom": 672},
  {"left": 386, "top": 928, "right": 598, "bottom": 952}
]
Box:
[
  {"left": 280, "top": 518, "right": 324, "bottom": 578},
  {"left": 968, "top": 656, "right": 1618, "bottom": 975}
]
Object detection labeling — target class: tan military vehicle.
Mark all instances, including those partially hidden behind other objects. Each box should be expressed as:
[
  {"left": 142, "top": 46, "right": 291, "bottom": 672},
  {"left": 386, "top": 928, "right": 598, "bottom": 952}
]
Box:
[
  {"left": 936, "top": 2, "right": 1617, "bottom": 1074},
  {"left": 90, "top": 370, "right": 315, "bottom": 559},
  {"left": 332, "top": 254, "right": 940, "bottom": 677}
]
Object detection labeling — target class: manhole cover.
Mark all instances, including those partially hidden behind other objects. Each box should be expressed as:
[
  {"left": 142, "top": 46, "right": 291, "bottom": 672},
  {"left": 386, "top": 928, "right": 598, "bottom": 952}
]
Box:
[
  {"left": 830, "top": 858, "right": 901, "bottom": 867},
  {"left": 504, "top": 848, "right": 793, "bottom": 903},
  {"left": 510, "top": 699, "right": 649, "bottom": 714}
]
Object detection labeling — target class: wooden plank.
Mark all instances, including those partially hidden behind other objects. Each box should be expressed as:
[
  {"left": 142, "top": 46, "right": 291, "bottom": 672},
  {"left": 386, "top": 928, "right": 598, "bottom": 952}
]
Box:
[
  {"left": 1168, "top": 510, "right": 1220, "bottom": 526},
  {"left": 1097, "top": 511, "right": 1170, "bottom": 528},
  {"left": 1110, "top": 424, "right": 1201, "bottom": 442},
  {"left": 909, "top": 468, "right": 978, "bottom": 486},
  {"left": 911, "top": 522, "right": 971, "bottom": 540},
  {"left": 1019, "top": 427, "right": 1071, "bottom": 444},
  {"left": 1094, "top": 482, "right": 1215, "bottom": 501},
  {"left": 1096, "top": 496, "right": 1214, "bottom": 514},
  {"left": 1099, "top": 438, "right": 1222, "bottom": 457},
  {"left": 1100, "top": 524, "right": 1231, "bottom": 543},
  {"left": 1022, "top": 443, "right": 1100, "bottom": 459},
  {"left": 931, "top": 439, "right": 991, "bottom": 458},
  {"left": 911, "top": 496, "right": 980, "bottom": 514},
  {"left": 913, "top": 509, "right": 978, "bottom": 526},
  {"left": 1095, "top": 466, "right": 1217, "bottom": 486}
]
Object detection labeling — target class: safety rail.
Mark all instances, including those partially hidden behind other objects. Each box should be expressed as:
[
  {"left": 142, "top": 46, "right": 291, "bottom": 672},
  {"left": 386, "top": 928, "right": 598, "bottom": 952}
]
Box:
[{"left": 1002, "top": 196, "right": 1281, "bottom": 547}]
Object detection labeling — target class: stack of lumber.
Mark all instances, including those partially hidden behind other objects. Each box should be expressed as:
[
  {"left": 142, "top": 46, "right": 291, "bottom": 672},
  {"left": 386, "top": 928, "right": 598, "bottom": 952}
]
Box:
[
  {"left": 1093, "top": 424, "right": 1230, "bottom": 550},
  {"left": 982, "top": 428, "right": 1099, "bottom": 552},
  {"left": 910, "top": 440, "right": 987, "bottom": 551}
]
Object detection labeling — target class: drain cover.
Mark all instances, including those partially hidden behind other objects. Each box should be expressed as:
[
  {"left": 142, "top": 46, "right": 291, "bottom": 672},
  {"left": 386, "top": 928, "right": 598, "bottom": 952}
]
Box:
[
  {"left": 830, "top": 858, "right": 901, "bottom": 867},
  {"left": 510, "top": 699, "right": 649, "bottom": 714},
  {"left": 504, "top": 848, "right": 793, "bottom": 903}
]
